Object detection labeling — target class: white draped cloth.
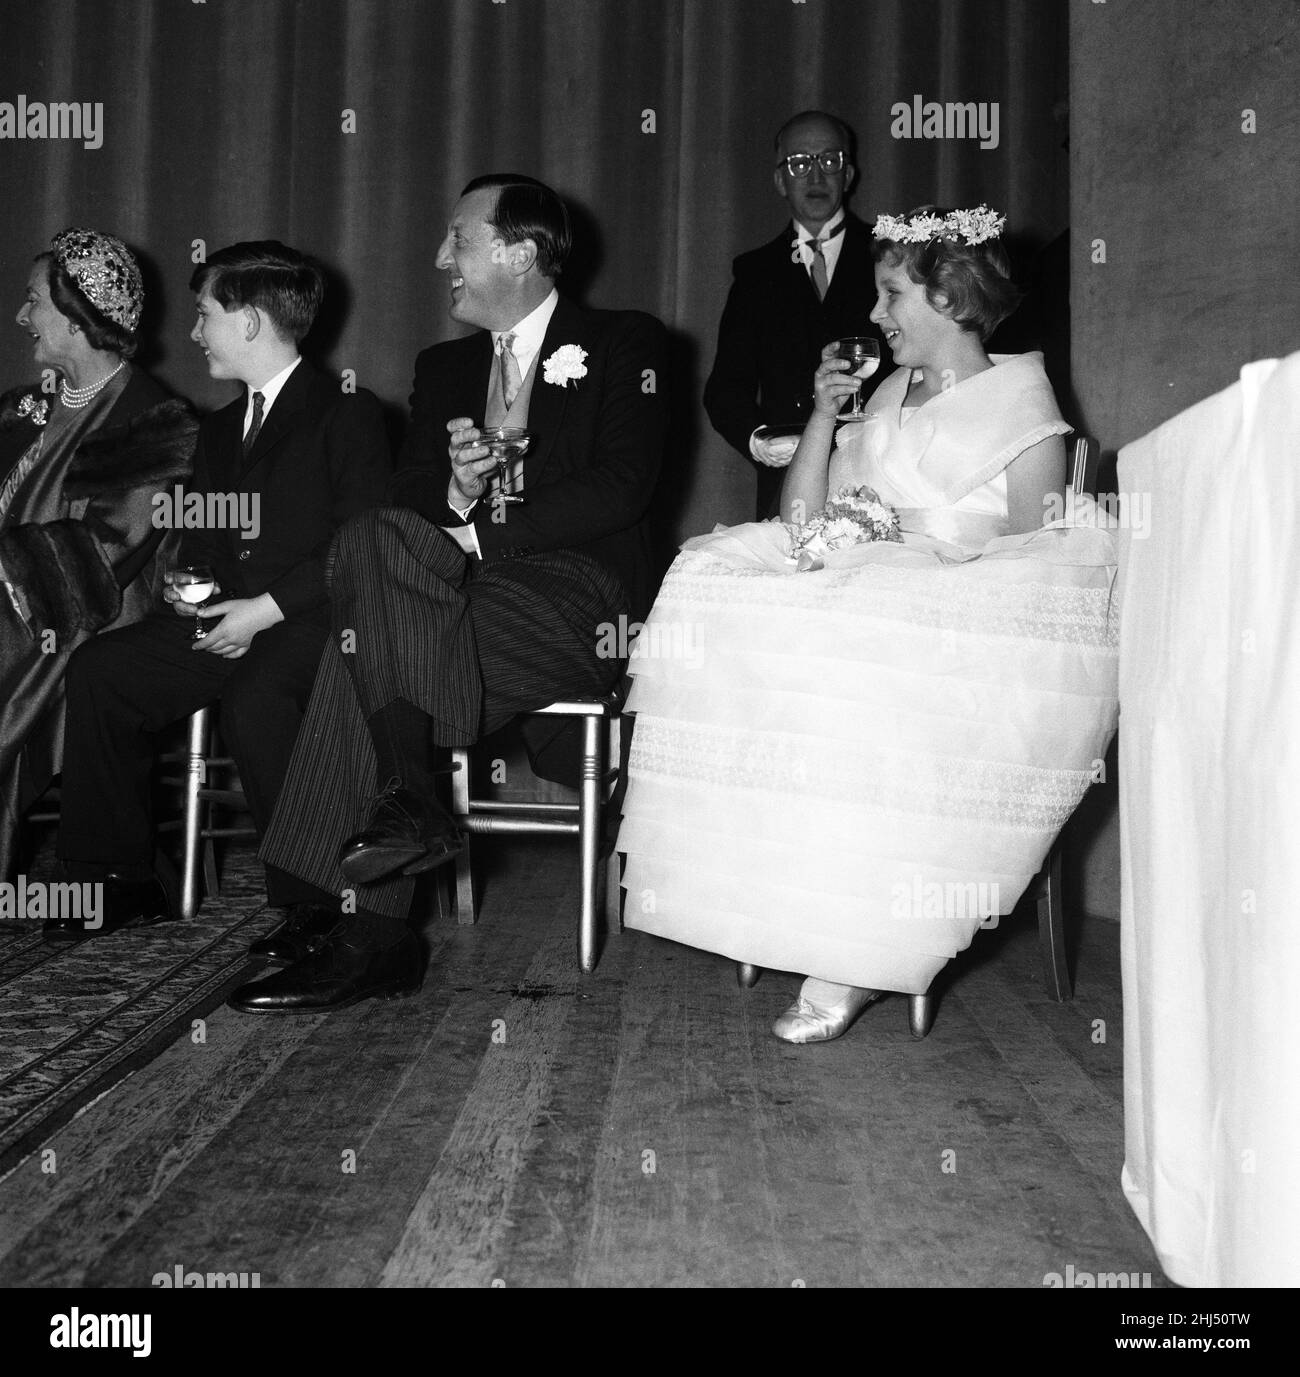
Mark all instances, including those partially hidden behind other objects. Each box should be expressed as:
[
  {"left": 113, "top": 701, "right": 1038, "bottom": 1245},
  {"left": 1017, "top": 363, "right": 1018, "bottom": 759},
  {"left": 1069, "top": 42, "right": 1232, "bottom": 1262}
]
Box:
[
  {"left": 619, "top": 354, "right": 1120, "bottom": 994},
  {"left": 1118, "top": 352, "right": 1300, "bottom": 1288}
]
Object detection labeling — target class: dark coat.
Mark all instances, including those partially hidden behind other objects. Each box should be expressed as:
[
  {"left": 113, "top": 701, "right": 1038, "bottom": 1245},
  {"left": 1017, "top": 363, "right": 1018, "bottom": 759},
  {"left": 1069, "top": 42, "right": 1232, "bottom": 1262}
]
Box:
[
  {"left": 177, "top": 360, "right": 392, "bottom": 623},
  {"left": 0, "top": 368, "right": 198, "bottom": 878},
  {"left": 388, "top": 296, "right": 668, "bottom": 623},
  {"left": 703, "top": 213, "right": 885, "bottom": 517}
]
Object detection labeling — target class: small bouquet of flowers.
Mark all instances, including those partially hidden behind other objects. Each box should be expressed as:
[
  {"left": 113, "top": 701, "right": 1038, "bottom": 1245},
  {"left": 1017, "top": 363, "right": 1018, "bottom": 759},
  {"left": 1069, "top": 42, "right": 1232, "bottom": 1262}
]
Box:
[{"left": 786, "top": 485, "right": 902, "bottom": 571}]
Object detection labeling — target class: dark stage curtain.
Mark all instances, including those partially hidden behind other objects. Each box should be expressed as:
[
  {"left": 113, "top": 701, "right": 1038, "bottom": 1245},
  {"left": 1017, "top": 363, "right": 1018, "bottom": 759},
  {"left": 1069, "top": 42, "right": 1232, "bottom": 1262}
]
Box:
[{"left": 0, "top": 0, "right": 1067, "bottom": 543}]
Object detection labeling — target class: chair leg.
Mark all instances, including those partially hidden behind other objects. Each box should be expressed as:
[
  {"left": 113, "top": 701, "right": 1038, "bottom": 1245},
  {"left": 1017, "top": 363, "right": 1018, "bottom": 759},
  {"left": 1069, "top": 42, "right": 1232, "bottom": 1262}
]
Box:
[
  {"left": 201, "top": 838, "right": 219, "bottom": 902},
  {"left": 737, "top": 963, "right": 760, "bottom": 989},
  {"left": 605, "top": 855, "right": 623, "bottom": 931},
  {"left": 1038, "top": 837, "right": 1072, "bottom": 1000},
  {"left": 577, "top": 713, "right": 603, "bottom": 973},
  {"left": 180, "top": 707, "right": 210, "bottom": 922},
  {"left": 424, "top": 866, "right": 450, "bottom": 922},
  {"left": 600, "top": 713, "right": 622, "bottom": 933},
  {"left": 909, "top": 993, "right": 935, "bottom": 1039},
  {"left": 450, "top": 749, "right": 476, "bottom": 925},
  {"left": 202, "top": 742, "right": 224, "bottom": 901}
]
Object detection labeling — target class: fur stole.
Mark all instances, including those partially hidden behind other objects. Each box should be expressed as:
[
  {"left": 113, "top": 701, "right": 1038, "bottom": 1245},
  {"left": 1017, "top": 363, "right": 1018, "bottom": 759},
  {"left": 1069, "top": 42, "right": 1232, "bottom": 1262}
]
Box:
[
  {"left": 66, "top": 396, "right": 198, "bottom": 496},
  {"left": 0, "top": 519, "right": 119, "bottom": 641},
  {"left": 0, "top": 390, "right": 198, "bottom": 640},
  {"left": 0, "top": 387, "right": 198, "bottom": 496}
]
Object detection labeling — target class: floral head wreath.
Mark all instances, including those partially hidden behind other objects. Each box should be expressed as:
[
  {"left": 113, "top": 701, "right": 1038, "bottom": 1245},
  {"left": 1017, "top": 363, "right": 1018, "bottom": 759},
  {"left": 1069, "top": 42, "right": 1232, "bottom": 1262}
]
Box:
[
  {"left": 872, "top": 205, "right": 1006, "bottom": 247},
  {"left": 50, "top": 227, "right": 144, "bottom": 332}
]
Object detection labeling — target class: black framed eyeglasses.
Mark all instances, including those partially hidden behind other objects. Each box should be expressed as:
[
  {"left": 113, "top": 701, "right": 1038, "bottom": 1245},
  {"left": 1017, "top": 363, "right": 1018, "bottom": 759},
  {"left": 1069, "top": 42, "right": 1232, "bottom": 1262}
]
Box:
[{"left": 779, "top": 149, "right": 846, "bottom": 178}]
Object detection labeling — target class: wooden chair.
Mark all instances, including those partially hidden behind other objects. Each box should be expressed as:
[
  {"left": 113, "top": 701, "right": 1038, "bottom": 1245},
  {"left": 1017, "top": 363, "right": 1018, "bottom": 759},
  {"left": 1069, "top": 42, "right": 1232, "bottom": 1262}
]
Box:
[
  {"left": 165, "top": 705, "right": 257, "bottom": 921},
  {"left": 739, "top": 433, "right": 1104, "bottom": 1037},
  {"left": 21, "top": 704, "right": 255, "bottom": 922},
  {"left": 169, "top": 695, "right": 623, "bottom": 955},
  {"left": 446, "top": 690, "right": 625, "bottom": 972}
]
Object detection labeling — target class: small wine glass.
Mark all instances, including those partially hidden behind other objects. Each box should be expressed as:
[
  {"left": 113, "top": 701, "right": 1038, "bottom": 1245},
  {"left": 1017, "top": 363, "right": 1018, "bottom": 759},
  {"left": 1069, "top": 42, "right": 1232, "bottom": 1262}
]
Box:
[
  {"left": 478, "top": 426, "right": 532, "bottom": 505},
  {"left": 171, "top": 564, "right": 216, "bottom": 641},
  {"left": 835, "top": 337, "right": 881, "bottom": 418}
]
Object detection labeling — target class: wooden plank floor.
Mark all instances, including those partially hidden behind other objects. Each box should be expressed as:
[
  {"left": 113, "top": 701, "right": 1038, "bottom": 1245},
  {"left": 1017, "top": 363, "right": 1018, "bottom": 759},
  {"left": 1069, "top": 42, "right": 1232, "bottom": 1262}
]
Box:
[{"left": 0, "top": 839, "right": 1165, "bottom": 1288}]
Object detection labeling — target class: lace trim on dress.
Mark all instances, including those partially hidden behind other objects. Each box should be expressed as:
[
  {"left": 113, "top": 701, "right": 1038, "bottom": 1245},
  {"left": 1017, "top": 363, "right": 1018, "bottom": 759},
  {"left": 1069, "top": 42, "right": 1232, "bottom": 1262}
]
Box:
[
  {"left": 629, "top": 716, "right": 1090, "bottom": 832},
  {"left": 653, "top": 556, "right": 1119, "bottom": 648}
]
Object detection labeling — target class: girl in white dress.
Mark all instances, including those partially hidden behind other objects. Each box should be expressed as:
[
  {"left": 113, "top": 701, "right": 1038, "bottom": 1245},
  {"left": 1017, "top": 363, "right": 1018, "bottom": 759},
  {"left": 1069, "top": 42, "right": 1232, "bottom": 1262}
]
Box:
[{"left": 618, "top": 207, "right": 1119, "bottom": 1043}]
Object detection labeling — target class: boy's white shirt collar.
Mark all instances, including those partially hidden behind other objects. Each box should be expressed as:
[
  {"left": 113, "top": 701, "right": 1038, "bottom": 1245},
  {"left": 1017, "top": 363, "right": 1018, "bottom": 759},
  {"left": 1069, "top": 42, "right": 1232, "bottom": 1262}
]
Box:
[{"left": 243, "top": 356, "right": 301, "bottom": 435}]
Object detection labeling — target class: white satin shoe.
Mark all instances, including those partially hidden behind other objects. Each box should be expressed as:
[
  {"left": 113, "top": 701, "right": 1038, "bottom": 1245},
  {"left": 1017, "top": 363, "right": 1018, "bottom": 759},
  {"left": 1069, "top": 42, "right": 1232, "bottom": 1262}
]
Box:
[{"left": 772, "top": 985, "right": 885, "bottom": 1044}]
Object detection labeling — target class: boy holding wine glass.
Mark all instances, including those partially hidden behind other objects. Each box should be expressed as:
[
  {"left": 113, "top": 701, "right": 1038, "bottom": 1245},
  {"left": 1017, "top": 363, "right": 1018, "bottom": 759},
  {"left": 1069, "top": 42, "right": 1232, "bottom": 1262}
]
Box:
[{"left": 50, "top": 242, "right": 390, "bottom": 939}]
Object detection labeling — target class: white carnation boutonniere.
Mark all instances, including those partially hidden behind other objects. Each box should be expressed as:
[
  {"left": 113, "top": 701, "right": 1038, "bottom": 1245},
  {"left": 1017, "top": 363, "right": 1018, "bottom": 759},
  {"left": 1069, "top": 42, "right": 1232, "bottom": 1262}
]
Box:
[
  {"left": 543, "top": 344, "right": 588, "bottom": 389},
  {"left": 16, "top": 393, "right": 50, "bottom": 427}
]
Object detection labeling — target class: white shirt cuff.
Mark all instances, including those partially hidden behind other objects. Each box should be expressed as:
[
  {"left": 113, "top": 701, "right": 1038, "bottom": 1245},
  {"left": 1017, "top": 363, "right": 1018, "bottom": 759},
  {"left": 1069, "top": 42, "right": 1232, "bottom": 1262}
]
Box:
[{"left": 441, "top": 515, "right": 481, "bottom": 557}]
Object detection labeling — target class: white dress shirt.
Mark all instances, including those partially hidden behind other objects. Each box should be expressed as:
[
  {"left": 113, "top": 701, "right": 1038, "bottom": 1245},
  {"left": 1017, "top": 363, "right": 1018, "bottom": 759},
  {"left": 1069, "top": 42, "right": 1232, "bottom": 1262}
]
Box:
[
  {"left": 792, "top": 206, "right": 847, "bottom": 286},
  {"left": 243, "top": 356, "right": 301, "bottom": 438},
  {"left": 491, "top": 287, "right": 559, "bottom": 389}
]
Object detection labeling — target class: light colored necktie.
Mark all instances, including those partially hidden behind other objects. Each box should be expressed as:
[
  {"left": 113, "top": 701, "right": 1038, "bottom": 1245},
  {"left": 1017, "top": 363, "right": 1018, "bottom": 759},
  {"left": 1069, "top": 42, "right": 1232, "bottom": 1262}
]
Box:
[
  {"left": 497, "top": 332, "right": 522, "bottom": 410},
  {"left": 802, "top": 220, "right": 844, "bottom": 301},
  {"left": 808, "top": 239, "right": 829, "bottom": 300}
]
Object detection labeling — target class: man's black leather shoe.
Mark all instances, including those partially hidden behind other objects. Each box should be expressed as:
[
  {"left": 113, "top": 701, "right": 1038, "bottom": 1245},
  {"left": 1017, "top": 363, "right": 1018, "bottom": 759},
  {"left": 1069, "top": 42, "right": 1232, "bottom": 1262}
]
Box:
[
  {"left": 42, "top": 872, "right": 175, "bottom": 942},
  {"left": 338, "top": 785, "right": 463, "bottom": 885},
  {"left": 227, "top": 929, "right": 423, "bottom": 1013},
  {"left": 248, "top": 903, "right": 341, "bottom": 965}
]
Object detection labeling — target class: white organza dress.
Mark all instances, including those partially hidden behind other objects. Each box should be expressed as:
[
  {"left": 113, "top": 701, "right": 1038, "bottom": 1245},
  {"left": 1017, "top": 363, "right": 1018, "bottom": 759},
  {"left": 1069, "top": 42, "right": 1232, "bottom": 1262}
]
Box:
[{"left": 618, "top": 354, "right": 1119, "bottom": 995}]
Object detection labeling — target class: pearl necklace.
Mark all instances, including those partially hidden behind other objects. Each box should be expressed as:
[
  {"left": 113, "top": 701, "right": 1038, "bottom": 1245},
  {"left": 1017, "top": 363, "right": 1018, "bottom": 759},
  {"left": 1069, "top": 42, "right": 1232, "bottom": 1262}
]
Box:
[{"left": 60, "top": 359, "right": 126, "bottom": 409}]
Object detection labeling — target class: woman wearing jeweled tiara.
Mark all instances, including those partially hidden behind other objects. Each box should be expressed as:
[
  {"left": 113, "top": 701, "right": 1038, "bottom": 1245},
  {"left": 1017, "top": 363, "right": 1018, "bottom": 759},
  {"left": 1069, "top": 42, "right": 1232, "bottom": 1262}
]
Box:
[
  {"left": 0, "top": 228, "right": 197, "bottom": 881},
  {"left": 618, "top": 206, "right": 1119, "bottom": 1043}
]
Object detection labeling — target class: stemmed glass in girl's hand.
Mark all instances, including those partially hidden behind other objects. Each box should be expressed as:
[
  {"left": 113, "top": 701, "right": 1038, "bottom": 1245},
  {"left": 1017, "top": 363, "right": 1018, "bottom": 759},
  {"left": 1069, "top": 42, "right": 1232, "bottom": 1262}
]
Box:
[
  {"left": 478, "top": 427, "right": 532, "bottom": 505},
  {"left": 835, "top": 337, "right": 881, "bottom": 418},
  {"left": 171, "top": 564, "right": 216, "bottom": 641}
]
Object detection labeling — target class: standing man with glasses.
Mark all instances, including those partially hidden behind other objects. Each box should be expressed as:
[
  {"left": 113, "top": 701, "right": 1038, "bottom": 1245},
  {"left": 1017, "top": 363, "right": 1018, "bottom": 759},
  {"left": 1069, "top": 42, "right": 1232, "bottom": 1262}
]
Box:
[{"left": 704, "top": 110, "right": 884, "bottom": 519}]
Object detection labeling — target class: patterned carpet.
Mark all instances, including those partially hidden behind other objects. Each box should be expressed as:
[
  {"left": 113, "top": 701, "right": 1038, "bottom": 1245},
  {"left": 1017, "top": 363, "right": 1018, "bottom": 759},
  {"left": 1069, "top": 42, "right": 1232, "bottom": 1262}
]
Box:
[{"left": 0, "top": 843, "right": 277, "bottom": 1177}]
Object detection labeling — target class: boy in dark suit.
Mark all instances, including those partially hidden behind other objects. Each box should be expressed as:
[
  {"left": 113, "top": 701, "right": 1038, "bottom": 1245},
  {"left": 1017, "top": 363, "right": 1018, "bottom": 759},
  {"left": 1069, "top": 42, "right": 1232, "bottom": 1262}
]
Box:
[
  {"left": 51, "top": 242, "right": 391, "bottom": 937},
  {"left": 230, "top": 175, "right": 667, "bottom": 1012}
]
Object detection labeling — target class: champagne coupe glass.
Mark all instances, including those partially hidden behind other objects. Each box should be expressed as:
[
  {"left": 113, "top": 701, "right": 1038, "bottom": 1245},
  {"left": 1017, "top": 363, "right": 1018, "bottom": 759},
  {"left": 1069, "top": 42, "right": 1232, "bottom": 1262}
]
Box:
[
  {"left": 171, "top": 564, "right": 216, "bottom": 641},
  {"left": 835, "top": 337, "right": 881, "bottom": 418},
  {"left": 479, "top": 426, "right": 532, "bottom": 505}
]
